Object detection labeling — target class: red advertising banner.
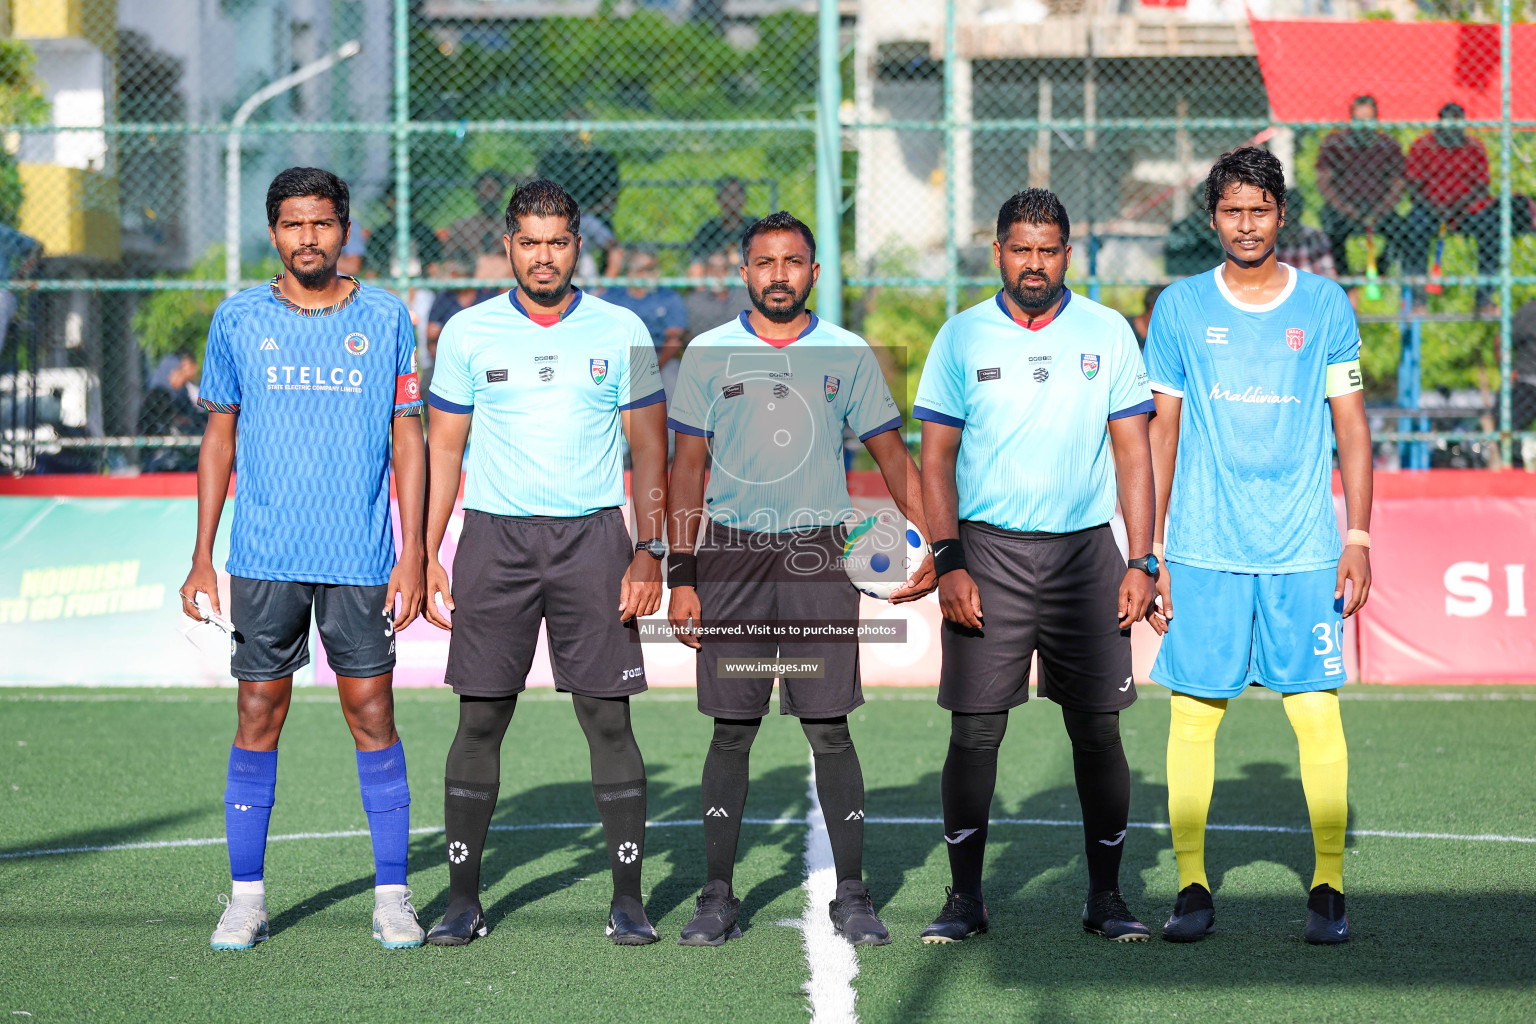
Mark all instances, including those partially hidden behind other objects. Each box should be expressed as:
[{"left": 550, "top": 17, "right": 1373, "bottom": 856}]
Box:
[{"left": 1356, "top": 478, "right": 1536, "bottom": 684}]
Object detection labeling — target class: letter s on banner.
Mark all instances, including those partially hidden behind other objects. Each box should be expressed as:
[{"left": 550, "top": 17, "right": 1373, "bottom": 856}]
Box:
[{"left": 1444, "top": 562, "right": 1492, "bottom": 618}]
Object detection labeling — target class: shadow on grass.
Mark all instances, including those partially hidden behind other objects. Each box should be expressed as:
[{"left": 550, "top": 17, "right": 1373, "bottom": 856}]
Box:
[{"left": 0, "top": 810, "right": 210, "bottom": 860}]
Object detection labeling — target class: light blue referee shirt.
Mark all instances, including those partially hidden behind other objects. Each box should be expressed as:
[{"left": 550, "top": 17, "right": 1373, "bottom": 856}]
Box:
[
  {"left": 1144, "top": 264, "right": 1361, "bottom": 573},
  {"left": 667, "top": 312, "right": 903, "bottom": 533},
  {"left": 913, "top": 291, "right": 1153, "bottom": 534},
  {"left": 428, "top": 288, "right": 665, "bottom": 517}
]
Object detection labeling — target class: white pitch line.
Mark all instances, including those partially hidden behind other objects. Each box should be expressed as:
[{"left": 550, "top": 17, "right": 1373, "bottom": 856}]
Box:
[
  {"left": 4, "top": 817, "right": 1533, "bottom": 863},
  {"left": 796, "top": 753, "right": 859, "bottom": 1024}
]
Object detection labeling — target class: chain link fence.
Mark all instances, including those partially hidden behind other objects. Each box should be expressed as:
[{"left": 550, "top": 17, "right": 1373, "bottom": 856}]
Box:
[{"left": 1, "top": 0, "right": 1531, "bottom": 473}]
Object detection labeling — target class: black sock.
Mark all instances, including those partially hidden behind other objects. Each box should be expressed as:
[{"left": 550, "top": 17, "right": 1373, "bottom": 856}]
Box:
[
  {"left": 701, "top": 718, "right": 759, "bottom": 886},
  {"left": 941, "top": 711, "right": 1008, "bottom": 899},
  {"left": 802, "top": 717, "right": 864, "bottom": 885},
  {"left": 573, "top": 695, "right": 648, "bottom": 903},
  {"left": 442, "top": 696, "right": 517, "bottom": 907},
  {"left": 1062, "top": 707, "right": 1131, "bottom": 896}
]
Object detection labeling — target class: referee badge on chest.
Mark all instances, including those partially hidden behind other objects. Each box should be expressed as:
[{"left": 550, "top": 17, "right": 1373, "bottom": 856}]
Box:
[
  {"left": 824, "top": 375, "right": 840, "bottom": 402},
  {"left": 1080, "top": 353, "right": 1100, "bottom": 380},
  {"left": 590, "top": 358, "right": 608, "bottom": 385}
]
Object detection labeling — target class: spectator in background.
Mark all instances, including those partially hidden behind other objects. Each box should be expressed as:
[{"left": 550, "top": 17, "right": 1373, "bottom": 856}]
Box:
[
  {"left": 445, "top": 170, "right": 512, "bottom": 267},
  {"left": 365, "top": 184, "right": 444, "bottom": 279},
  {"left": 682, "top": 247, "right": 750, "bottom": 339},
  {"left": 1315, "top": 95, "right": 1410, "bottom": 277},
  {"left": 0, "top": 224, "right": 41, "bottom": 346},
  {"left": 1513, "top": 300, "right": 1536, "bottom": 438},
  {"left": 687, "top": 177, "right": 755, "bottom": 274},
  {"left": 1275, "top": 189, "right": 1336, "bottom": 278},
  {"left": 426, "top": 261, "right": 483, "bottom": 362},
  {"left": 1164, "top": 187, "right": 1226, "bottom": 277},
  {"left": 601, "top": 245, "right": 687, "bottom": 396},
  {"left": 138, "top": 349, "right": 204, "bottom": 471},
  {"left": 1127, "top": 284, "right": 1165, "bottom": 350},
  {"left": 1405, "top": 103, "right": 1533, "bottom": 315}
]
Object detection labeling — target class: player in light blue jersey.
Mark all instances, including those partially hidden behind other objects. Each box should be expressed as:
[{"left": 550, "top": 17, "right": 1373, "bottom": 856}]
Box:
[
  {"left": 179, "top": 168, "right": 427, "bottom": 952},
  {"left": 914, "top": 189, "right": 1159, "bottom": 944},
  {"left": 1146, "top": 147, "right": 1373, "bottom": 945},
  {"left": 423, "top": 181, "right": 669, "bottom": 947},
  {"left": 666, "top": 212, "right": 935, "bottom": 947}
]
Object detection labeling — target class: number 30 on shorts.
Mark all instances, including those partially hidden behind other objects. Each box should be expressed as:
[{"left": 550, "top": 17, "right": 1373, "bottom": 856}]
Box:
[{"left": 1312, "top": 621, "right": 1345, "bottom": 676}]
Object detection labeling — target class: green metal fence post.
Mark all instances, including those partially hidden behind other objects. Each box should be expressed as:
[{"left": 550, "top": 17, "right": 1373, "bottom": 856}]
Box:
[
  {"left": 942, "top": 0, "right": 959, "bottom": 320},
  {"left": 1498, "top": 0, "right": 1514, "bottom": 466},
  {"left": 816, "top": 0, "right": 844, "bottom": 325},
  {"left": 393, "top": 0, "right": 411, "bottom": 297}
]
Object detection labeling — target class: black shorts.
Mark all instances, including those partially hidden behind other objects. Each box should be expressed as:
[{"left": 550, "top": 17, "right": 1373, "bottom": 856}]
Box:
[
  {"left": 938, "top": 521, "right": 1135, "bottom": 715},
  {"left": 444, "top": 508, "right": 646, "bottom": 700},
  {"left": 229, "top": 577, "right": 395, "bottom": 682},
  {"left": 694, "top": 522, "right": 862, "bottom": 720}
]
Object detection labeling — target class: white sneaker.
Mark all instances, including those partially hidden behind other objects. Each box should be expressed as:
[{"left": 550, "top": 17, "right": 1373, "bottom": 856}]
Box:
[
  {"left": 210, "top": 894, "right": 269, "bottom": 950},
  {"left": 373, "top": 888, "right": 425, "bottom": 949}
]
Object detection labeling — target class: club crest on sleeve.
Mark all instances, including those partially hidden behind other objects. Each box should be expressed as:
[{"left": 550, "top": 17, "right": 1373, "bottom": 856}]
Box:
[
  {"left": 824, "top": 375, "right": 840, "bottom": 402},
  {"left": 1080, "top": 353, "right": 1100, "bottom": 380},
  {"left": 1287, "top": 328, "right": 1305, "bottom": 352},
  {"left": 590, "top": 358, "right": 608, "bottom": 385},
  {"left": 344, "top": 332, "right": 369, "bottom": 356}
]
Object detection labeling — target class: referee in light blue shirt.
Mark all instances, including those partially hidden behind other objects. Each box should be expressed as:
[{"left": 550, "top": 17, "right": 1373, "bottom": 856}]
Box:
[{"left": 912, "top": 189, "right": 1159, "bottom": 944}]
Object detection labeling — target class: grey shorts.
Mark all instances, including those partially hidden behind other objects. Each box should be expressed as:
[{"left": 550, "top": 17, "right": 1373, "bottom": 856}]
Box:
[
  {"left": 695, "top": 522, "right": 862, "bottom": 720},
  {"left": 229, "top": 577, "right": 395, "bottom": 682},
  {"left": 938, "top": 521, "right": 1135, "bottom": 715},
  {"left": 444, "top": 508, "right": 647, "bottom": 699}
]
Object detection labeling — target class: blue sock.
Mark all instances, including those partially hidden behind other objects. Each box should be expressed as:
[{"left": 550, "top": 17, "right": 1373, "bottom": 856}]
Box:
[
  {"left": 356, "top": 741, "right": 411, "bottom": 887},
  {"left": 224, "top": 746, "right": 278, "bottom": 883}
]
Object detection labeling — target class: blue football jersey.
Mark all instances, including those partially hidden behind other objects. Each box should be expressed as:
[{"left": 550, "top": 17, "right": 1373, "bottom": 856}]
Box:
[
  {"left": 198, "top": 277, "right": 422, "bottom": 585},
  {"left": 1144, "top": 265, "right": 1360, "bottom": 573}
]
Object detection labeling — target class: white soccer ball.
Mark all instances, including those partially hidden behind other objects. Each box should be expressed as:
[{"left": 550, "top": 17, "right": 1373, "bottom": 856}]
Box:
[{"left": 842, "top": 510, "right": 929, "bottom": 601}]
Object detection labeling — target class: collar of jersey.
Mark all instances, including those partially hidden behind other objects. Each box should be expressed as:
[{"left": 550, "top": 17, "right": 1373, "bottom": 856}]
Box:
[
  {"left": 1214, "top": 262, "right": 1296, "bottom": 313},
  {"left": 269, "top": 274, "right": 361, "bottom": 317},
  {"left": 737, "top": 309, "right": 818, "bottom": 344},
  {"left": 994, "top": 288, "right": 1070, "bottom": 331},
  {"left": 510, "top": 287, "right": 582, "bottom": 322}
]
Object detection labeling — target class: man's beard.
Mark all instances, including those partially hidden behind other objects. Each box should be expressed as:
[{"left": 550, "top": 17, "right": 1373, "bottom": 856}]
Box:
[
  {"left": 514, "top": 260, "right": 578, "bottom": 304},
  {"left": 285, "top": 247, "right": 339, "bottom": 290},
  {"left": 748, "top": 280, "right": 811, "bottom": 323},
  {"left": 1002, "top": 269, "right": 1064, "bottom": 314}
]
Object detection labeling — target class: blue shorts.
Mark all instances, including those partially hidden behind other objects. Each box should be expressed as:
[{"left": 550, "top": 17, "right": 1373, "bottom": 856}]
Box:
[{"left": 1150, "top": 561, "right": 1346, "bottom": 699}]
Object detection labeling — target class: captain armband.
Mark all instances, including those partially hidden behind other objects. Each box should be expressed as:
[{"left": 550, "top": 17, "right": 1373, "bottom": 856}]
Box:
[{"left": 1325, "top": 360, "right": 1364, "bottom": 398}]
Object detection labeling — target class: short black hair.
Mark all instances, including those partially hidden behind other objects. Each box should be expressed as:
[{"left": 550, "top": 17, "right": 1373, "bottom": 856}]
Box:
[
  {"left": 1203, "top": 146, "right": 1286, "bottom": 219},
  {"left": 740, "top": 211, "right": 816, "bottom": 264},
  {"left": 1351, "top": 94, "right": 1378, "bottom": 113},
  {"left": 265, "top": 167, "right": 349, "bottom": 228},
  {"left": 1142, "top": 284, "right": 1166, "bottom": 314},
  {"left": 504, "top": 179, "right": 581, "bottom": 237},
  {"left": 1439, "top": 102, "right": 1466, "bottom": 120},
  {"left": 996, "top": 188, "right": 1070, "bottom": 245}
]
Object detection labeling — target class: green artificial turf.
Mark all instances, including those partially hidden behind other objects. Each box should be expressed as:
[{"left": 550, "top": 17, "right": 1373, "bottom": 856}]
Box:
[{"left": 2, "top": 686, "right": 1534, "bottom": 1023}]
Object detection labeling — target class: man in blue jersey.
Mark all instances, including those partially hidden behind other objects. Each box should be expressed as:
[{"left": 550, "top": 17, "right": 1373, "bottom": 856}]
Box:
[
  {"left": 422, "top": 180, "right": 669, "bottom": 947},
  {"left": 665, "top": 212, "right": 935, "bottom": 947},
  {"left": 178, "top": 167, "right": 427, "bottom": 951},
  {"left": 1146, "top": 147, "right": 1372, "bottom": 945},
  {"left": 914, "top": 189, "right": 1159, "bottom": 944}
]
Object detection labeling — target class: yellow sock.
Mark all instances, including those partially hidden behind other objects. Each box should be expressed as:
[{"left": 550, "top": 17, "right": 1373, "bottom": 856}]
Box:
[
  {"left": 1167, "top": 693, "right": 1227, "bottom": 892},
  {"left": 1283, "top": 689, "right": 1349, "bottom": 892}
]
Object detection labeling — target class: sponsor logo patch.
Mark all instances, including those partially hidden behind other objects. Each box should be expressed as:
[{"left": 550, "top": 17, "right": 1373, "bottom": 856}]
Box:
[
  {"left": 722, "top": 383, "right": 745, "bottom": 399},
  {"left": 1033, "top": 366, "right": 1050, "bottom": 383},
  {"left": 486, "top": 369, "right": 508, "bottom": 382},
  {"left": 977, "top": 367, "right": 1001, "bottom": 382},
  {"left": 1206, "top": 326, "right": 1229, "bottom": 344},
  {"left": 259, "top": 337, "right": 279, "bottom": 351},
  {"left": 538, "top": 365, "right": 555, "bottom": 383},
  {"left": 773, "top": 382, "right": 789, "bottom": 399}
]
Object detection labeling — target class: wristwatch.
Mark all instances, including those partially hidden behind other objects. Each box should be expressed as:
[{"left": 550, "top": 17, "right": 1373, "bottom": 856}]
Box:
[
  {"left": 1127, "top": 554, "right": 1161, "bottom": 579},
  {"left": 636, "top": 539, "right": 666, "bottom": 560}
]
